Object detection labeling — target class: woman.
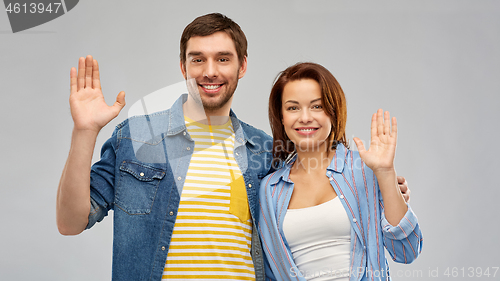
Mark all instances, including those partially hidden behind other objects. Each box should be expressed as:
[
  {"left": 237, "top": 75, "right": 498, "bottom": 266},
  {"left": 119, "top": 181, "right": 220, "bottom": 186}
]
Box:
[{"left": 259, "top": 62, "right": 422, "bottom": 281}]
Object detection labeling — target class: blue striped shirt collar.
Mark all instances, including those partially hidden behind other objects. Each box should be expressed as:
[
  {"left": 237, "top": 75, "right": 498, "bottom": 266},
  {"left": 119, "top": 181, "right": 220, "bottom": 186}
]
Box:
[{"left": 269, "top": 143, "right": 348, "bottom": 186}]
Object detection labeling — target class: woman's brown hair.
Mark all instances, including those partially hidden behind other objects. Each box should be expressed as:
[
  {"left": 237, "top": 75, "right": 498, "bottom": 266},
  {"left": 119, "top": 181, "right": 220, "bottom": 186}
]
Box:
[{"left": 268, "top": 62, "right": 348, "bottom": 166}]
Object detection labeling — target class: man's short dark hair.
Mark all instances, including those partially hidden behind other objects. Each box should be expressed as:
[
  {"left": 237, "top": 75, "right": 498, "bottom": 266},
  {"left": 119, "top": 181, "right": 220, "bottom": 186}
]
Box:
[{"left": 180, "top": 13, "right": 248, "bottom": 66}]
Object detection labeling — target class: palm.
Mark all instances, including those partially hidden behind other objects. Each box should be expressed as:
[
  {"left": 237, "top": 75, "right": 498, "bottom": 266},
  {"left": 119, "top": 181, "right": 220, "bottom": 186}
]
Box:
[
  {"left": 69, "top": 55, "right": 125, "bottom": 132},
  {"left": 353, "top": 109, "right": 397, "bottom": 172}
]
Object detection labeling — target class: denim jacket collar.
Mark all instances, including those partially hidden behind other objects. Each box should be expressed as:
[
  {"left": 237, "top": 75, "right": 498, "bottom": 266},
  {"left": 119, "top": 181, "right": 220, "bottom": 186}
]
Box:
[{"left": 166, "top": 94, "right": 188, "bottom": 136}]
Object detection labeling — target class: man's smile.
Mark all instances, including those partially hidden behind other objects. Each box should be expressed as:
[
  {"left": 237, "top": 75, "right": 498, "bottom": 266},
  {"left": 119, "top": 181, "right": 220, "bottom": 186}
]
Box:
[{"left": 199, "top": 83, "right": 224, "bottom": 94}]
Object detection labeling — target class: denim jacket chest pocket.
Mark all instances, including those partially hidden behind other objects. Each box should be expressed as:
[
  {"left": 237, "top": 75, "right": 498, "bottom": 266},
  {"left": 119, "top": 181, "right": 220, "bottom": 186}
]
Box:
[{"left": 116, "top": 160, "right": 166, "bottom": 215}]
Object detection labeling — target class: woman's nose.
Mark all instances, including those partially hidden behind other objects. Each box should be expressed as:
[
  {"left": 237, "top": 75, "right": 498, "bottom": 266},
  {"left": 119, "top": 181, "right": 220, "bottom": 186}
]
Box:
[{"left": 298, "top": 109, "right": 313, "bottom": 123}]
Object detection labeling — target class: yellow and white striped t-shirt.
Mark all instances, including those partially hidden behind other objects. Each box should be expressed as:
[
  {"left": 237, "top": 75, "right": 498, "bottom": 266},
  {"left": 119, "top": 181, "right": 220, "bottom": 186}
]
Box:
[{"left": 162, "top": 117, "right": 255, "bottom": 280}]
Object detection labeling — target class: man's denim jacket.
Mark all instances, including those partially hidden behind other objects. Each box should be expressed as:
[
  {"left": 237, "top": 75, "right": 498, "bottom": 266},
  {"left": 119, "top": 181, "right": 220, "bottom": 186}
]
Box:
[{"left": 87, "top": 94, "right": 273, "bottom": 281}]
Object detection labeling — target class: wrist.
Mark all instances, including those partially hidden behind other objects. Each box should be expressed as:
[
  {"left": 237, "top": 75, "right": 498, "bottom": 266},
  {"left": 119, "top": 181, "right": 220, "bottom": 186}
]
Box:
[
  {"left": 373, "top": 166, "right": 396, "bottom": 177},
  {"left": 72, "top": 127, "right": 100, "bottom": 140}
]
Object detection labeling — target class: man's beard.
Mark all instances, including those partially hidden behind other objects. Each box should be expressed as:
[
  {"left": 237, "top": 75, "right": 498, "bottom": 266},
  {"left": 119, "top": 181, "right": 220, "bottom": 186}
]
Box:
[
  {"left": 200, "top": 88, "right": 235, "bottom": 112},
  {"left": 193, "top": 72, "right": 239, "bottom": 113}
]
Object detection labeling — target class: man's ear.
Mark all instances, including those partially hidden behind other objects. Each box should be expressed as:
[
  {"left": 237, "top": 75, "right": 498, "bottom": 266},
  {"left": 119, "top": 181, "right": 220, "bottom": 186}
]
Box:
[
  {"left": 238, "top": 56, "right": 248, "bottom": 79},
  {"left": 180, "top": 61, "right": 187, "bottom": 79}
]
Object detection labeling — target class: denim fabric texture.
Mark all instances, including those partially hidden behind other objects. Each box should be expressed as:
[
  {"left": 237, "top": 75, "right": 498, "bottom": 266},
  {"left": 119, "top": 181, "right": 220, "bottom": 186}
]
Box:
[
  {"left": 87, "top": 94, "right": 274, "bottom": 281},
  {"left": 258, "top": 143, "right": 423, "bottom": 281}
]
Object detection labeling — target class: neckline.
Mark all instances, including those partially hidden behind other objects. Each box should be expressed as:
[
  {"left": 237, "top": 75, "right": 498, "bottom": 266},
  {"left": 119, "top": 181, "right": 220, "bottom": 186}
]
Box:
[
  {"left": 287, "top": 196, "right": 339, "bottom": 212},
  {"left": 184, "top": 116, "right": 232, "bottom": 130}
]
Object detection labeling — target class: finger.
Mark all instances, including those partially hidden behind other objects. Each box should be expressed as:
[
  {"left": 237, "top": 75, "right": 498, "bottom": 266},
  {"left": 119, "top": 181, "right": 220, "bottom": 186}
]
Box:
[
  {"left": 353, "top": 137, "right": 366, "bottom": 153},
  {"left": 112, "top": 91, "right": 126, "bottom": 116},
  {"left": 402, "top": 192, "right": 410, "bottom": 203},
  {"left": 397, "top": 176, "right": 406, "bottom": 184},
  {"left": 77, "top": 57, "right": 85, "bottom": 91},
  {"left": 85, "top": 55, "right": 93, "bottom": 88},
  {"left": 392, "top": 116, "right": 398, "bottom": 140},
  {"left": 384, "top": 111, "right": 390, "bottom": 135},
  {"left": 370, "top": 112, "right": 377, "bottom": 143},
  {"left": 397, "top": 176, "right": 410, "bottom": 203},
  {"left": 404, "top": 185, "right": 411, "bottom": 203},
  {"left": 92, "top": 59, "right": 101, "bottom": 90},
  {"left": 398, "top": 180, "right": 408, "bottom": 193},
  {"left": 70, "top": 67, "right": 77, "bottom": 95},
  {"left": 377, "top": 108, "right": 384, "bottom": 136}
]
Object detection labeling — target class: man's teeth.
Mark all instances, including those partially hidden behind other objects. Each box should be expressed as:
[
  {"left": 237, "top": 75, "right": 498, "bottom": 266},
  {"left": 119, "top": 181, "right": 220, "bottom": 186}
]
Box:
[
  {"left": 202, "top": 85, "right": 221, "bottom": 90},
  {"left": 298, "top": 128, "right": 317, "bottom": 131}
]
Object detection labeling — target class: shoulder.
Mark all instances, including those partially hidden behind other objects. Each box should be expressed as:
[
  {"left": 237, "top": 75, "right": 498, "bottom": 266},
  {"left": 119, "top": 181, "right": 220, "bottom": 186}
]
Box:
[
  {"left": 260, "top": 169, "right": 282, "bottom": 187},
  {"left": 238, "top": 119, "right": 272, "bottom": 140},
  {"left": 329, "top": 143, "right": 361, "bottom": 172},
  {"left": 117, "top": 109, "right": 170, "bottom": 128},
  {"left": 114, "top": 109, "right": 171, "bottom": 140},
  {"left": 240, "top": 120, "right": 271, "bottom": 138},
  {"left": 259, "top": 166, "right": 288, "bottom": 196},
  {"left": 242, "top": 122, "right": 272, "bottom": 144},
  {"left": 347, "top": 148, "right": 361, "bottom": 163},
  {"left": 339, "top": 147, "right": 377, "bottom": 185},
  {"left": 334, "top": 144, "right": 363, "bottom": 169}
]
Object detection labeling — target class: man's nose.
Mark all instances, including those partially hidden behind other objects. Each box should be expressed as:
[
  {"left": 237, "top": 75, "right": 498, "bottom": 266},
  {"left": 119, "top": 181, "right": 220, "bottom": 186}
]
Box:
[{"left": 203, "top": 60, "right": 218, "bottom": 78}]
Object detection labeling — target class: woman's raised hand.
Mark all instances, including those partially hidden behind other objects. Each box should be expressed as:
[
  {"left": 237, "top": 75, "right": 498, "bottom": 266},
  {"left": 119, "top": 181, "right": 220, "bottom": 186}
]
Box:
[
  {"left": 69, "top": 55, "right": 125, "bottom": 133},
  {"left": 353, "top": 109, "right": 397, "bottom": 173}
]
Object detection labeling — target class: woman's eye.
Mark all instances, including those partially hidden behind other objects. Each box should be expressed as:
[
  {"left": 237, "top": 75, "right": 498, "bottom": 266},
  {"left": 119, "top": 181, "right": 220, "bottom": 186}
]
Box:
[
  {"left": 287, "top": 106, "right": 298, "bottom": 111},
  {"left": 312, "top": 104, "right": 323, "bottom": 110}
]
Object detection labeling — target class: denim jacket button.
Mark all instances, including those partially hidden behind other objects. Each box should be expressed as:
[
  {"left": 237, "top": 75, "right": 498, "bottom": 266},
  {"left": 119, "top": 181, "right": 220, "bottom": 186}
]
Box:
[
  {"left": 177, "top": 177, "right": 182, "bottom": 181},
  {"left": 248, "top": 184, "right": 252, "bottom": 188},
  {"left": 183, "top": 132, "right": 186, "bottom": 136},
  {"left": 169, "top": 211, "right": 174, "bottom": 216},
  {"left": 140, "top": 172, "right": 144, "bottom": 177},
  {"left": 161, "top": 246, "right": 166, "bottom": 251},
  {"left": 186, "top": 147, "right": 190, "bottom": 150}
]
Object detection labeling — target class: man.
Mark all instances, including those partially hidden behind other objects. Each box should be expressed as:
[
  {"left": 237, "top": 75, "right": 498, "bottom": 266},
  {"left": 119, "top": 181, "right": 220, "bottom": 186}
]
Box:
[{"left": 57, "top": 13, "right": 410, "bottom": 281}]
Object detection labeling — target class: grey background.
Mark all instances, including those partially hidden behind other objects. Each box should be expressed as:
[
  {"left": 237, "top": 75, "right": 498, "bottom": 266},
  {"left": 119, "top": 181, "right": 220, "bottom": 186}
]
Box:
[{"left": 1, "top": 0, "right": 499, "bottom": 280}]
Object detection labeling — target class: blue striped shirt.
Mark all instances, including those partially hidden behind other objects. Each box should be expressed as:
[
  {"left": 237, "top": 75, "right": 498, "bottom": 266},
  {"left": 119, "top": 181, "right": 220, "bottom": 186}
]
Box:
[{"left": 258, "top": 143, "right": 423, "bottom": 281}]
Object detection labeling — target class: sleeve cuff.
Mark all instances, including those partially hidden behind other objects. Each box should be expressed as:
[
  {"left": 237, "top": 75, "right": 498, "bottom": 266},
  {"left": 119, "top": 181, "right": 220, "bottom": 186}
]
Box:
[
  {"left": 85, "top": 191, "right": 108, "bottom": 230},
  {"left": 381, "top": 203, "right": 418, "bottom": 240}
]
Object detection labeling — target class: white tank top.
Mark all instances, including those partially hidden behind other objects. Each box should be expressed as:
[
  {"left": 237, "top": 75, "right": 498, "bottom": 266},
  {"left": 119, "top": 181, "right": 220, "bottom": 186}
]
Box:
[{"left": 283, "top": 197, "right": 351, "bottom": 281}]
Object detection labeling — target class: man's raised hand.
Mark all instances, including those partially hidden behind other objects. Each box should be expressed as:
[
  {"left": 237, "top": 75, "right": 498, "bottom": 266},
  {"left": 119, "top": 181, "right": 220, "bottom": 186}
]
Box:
[{"left": 69, "top": 55, "right": 125, "bottom": 133}]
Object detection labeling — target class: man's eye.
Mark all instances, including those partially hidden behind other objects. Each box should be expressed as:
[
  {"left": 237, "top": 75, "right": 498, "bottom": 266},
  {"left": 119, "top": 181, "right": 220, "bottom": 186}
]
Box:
[
  {"left": 192, "top": 59, "right": 203, "bottom": 63},
  {"left": 219, "top": 58, "right": 228, "bottom": 62}
]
